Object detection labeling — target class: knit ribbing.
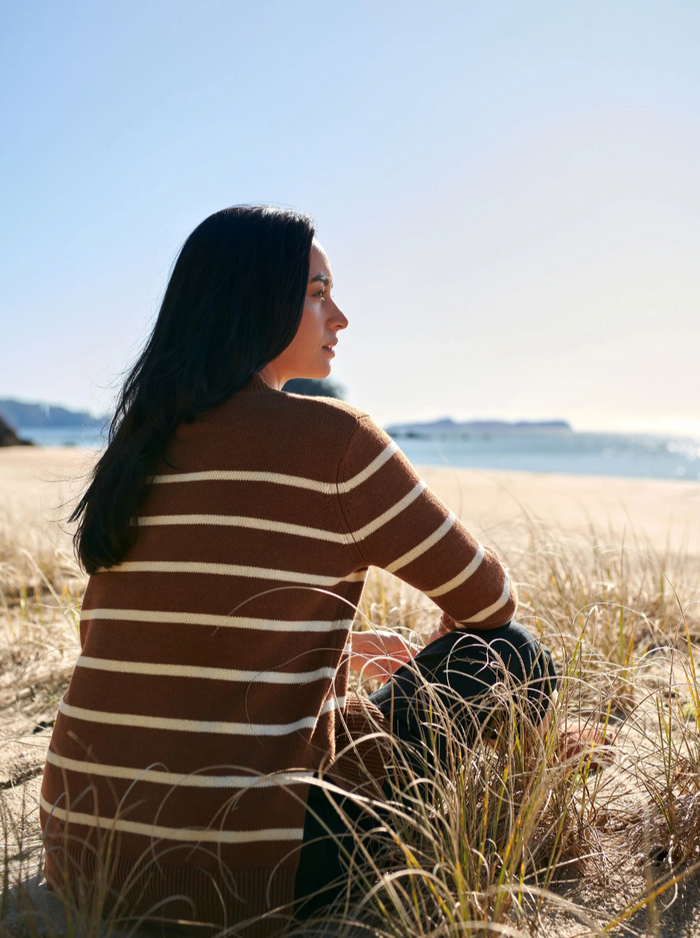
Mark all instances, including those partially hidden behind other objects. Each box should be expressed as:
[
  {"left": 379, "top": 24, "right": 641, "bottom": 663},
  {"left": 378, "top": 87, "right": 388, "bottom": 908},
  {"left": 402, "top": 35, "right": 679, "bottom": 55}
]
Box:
[
  {"left": 40, "top": 377, "right": 517, "bottom": 933},
  {"left": 235, "top": 372, "right": 281, "bottom": 396}
]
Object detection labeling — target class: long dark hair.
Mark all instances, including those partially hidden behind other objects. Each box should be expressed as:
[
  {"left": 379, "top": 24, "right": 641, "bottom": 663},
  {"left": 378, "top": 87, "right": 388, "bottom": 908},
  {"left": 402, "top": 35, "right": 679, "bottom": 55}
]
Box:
[{"left": 70, "top": 204, "right": 316, "bottom": 574}]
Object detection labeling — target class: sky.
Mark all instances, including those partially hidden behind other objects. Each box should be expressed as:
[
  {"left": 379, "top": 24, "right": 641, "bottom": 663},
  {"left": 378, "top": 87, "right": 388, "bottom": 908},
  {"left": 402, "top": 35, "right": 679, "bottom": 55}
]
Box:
[{"left": 2, "top": 0, "right": 699, "bottom": 434}]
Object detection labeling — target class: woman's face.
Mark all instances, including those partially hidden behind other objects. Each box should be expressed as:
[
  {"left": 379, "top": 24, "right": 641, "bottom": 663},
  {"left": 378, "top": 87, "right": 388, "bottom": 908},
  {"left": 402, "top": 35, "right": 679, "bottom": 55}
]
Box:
[{"left": 260, "top": 239, "right": 348, "bottom": 388}]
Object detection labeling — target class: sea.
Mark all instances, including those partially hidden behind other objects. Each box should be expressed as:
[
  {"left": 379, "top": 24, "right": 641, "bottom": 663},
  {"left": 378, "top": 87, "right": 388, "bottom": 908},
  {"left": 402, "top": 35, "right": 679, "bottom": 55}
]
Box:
[{"left": 15, "top": 425, "right": 700, "bottom": 483}]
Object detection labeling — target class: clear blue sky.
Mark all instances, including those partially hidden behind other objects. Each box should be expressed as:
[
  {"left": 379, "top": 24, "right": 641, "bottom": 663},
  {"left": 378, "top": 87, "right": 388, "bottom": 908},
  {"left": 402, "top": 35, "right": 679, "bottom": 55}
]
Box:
[{"left": 2, "top": 1, "right": 699, "bottom": 433}]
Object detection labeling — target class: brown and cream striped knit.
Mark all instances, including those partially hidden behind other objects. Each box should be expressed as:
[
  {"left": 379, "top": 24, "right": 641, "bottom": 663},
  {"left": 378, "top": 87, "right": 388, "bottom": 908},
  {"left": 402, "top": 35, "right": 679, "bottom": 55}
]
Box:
[{"left": 40, "top": 371, "right": 517, "bottom": 931}]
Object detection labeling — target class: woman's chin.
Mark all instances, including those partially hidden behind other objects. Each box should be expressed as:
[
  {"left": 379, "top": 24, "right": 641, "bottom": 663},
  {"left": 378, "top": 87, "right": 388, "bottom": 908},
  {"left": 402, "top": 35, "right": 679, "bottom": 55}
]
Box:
[
  {"left": 291, "top": 363, "right": 332, "bottom": 382},
  {"left": 314, "top": 358, "right": 333, "bottom": 377}
]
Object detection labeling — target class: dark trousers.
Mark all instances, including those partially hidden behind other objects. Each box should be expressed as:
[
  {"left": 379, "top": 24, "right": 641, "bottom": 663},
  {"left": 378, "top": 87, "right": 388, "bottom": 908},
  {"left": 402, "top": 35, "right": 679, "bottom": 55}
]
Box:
[{"left": 292, "top": 620, "right": 557, "bottom": 919}]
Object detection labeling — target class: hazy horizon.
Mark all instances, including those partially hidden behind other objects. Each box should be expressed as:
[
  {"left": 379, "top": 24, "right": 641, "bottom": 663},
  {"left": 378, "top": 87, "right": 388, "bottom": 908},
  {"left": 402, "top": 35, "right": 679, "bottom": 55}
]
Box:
[
  {"left": 3, "top": 2, "right": 699, "bottom": 437},
  {"left": 2, "top": 390, "right": 700, "bottom": 440}
]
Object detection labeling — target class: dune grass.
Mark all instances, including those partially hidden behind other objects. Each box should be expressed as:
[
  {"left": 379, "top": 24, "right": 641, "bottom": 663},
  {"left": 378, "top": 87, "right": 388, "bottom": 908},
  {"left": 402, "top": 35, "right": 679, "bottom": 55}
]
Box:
[{"left": 1, "top": 496, "right": 700, "bottom": 936}]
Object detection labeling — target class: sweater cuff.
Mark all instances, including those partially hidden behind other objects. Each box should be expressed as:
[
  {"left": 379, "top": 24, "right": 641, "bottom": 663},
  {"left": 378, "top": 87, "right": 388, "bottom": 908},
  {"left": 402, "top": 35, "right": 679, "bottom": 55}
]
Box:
[{"left": 438, "top": 611, "right": 458, "bottom": 635}]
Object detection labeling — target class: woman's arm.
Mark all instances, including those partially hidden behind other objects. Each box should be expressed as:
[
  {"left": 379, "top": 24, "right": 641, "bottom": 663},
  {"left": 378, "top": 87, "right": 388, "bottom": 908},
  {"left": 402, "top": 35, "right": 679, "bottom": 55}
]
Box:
[{"left": 337, "top": 416, "right": 517, "bottom": 632}]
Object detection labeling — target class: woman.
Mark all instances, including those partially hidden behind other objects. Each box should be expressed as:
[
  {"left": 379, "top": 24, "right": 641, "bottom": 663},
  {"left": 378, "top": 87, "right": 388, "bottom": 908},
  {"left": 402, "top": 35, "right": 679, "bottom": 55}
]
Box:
[{"left": 39, "top": 205, "right": 556, "bottom": 933}]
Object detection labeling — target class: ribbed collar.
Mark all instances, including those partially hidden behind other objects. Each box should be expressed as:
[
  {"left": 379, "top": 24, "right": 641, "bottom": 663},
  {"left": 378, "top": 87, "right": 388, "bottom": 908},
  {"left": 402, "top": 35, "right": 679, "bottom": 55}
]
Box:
[{"left": 236, "top": 372, "right": 283, "bottom": 396}]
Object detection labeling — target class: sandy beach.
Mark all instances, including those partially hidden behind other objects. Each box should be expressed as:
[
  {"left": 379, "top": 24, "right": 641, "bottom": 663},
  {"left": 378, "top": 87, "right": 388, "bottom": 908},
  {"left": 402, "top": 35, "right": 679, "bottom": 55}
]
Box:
[
  {"left": 3, "top": 446, "right": 700, "bottom": 937},
  {"left": 2, "top": 445, "right": 699, "bottom": 559}
]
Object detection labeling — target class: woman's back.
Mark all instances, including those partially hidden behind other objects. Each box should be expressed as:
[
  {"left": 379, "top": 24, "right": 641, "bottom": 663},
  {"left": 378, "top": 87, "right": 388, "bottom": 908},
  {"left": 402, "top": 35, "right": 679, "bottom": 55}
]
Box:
[
  {"left": 41, "top": 376, "right": 373, "bottom": 921},
  {"left": 41, "top": 373, "right": 516, "bottom": 928}
]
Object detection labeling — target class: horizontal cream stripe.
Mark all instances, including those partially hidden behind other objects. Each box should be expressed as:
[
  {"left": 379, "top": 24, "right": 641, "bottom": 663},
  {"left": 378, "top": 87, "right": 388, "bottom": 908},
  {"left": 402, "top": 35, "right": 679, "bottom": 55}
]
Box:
[
  {"left": 148, "top": 440, "right": 399, "bottom": 494},
  {"left": 80, "top": 609, "right": 354, "bottom": 632},
  {"left": 138, "top": 465, "right": 421, "bottom": 549},
  {"left": 460, "top": 576, "right": 512, "bottom": 624},
  {"left": 46, "top": 750, "right": 314, "bottom": 789},
  {"left": 77, "top": 656, "right": 337, "bottom": 685},
  {"left": 320, "top": 695, "right": 346, "bottom": 714},
  {"left": 352, "top": 479, "right": 427, "bottom": 541},
  {"left": 424, "top": 542, "right": 486, "bottom": 598},
  {"left": 385, "top": 511, "right": 456, "bottom": 574},
  {"left": 150, "top": 469, "right": 335, "bottom": 493},
  {"left": 336, "top": 440, "right": 400, "bottom": 493},
  {"left": 59, "top": 695, "right": 346, "bottom": 736},
  {"left": 40, "top": 795, "right": 303, "bottom": 844},
  {"left": 137, "top": 513, "right": 353, "bottom": 543},
  {"left": 136, "top": 486, "right": 425, "bottom": 545},
  {"left": 102, "top": 561, "right": 366, "bottom": 585}
]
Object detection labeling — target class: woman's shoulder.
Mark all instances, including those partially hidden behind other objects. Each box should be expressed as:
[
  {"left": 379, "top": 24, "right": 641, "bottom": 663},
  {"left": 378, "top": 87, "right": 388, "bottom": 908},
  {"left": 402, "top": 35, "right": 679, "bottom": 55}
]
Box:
[
  {"left": 281, "top": 388, "right": 369, "bottom": 422},
  {"left": 200, "top": 382, "right": 391, "bottom": 457},
  {"left": 168, "top": 390, "right": 393, "bottom": 481},
  {"left": 280, "top": 390, "right": 393, "bottom": 445}
]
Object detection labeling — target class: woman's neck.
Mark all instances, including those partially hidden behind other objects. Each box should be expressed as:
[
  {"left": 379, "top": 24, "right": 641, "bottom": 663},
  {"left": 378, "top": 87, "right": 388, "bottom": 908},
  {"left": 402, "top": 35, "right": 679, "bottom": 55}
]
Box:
[{"left": 256, "top": 365, "right": 286, "bottom": 390}]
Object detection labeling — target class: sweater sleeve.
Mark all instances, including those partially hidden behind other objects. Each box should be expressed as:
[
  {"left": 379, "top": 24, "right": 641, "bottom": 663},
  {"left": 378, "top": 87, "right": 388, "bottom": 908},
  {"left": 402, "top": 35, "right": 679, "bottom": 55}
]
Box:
[{"left": 337, "top": 415, "right": 517, "bottom": 631}]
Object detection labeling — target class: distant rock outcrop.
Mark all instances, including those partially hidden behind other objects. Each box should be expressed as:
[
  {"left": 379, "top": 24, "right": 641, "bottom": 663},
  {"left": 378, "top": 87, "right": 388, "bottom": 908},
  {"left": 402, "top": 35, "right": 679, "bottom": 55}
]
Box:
[
  {"left": 0, "top": 414, "right": 32, "bottom": 447},
  {"left": 0, "top": 399, "right": 107, "bottom": 430},
  {"left": 281, "top": 378, "right": 345, "bottom": 399},
  {"left": 385, "top": 417, "right": 572, "bottom": 438}
]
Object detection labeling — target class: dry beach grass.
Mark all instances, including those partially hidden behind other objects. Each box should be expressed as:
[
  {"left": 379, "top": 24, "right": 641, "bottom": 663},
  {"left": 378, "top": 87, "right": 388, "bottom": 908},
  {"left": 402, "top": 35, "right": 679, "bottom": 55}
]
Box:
[{"left": 1, "top": 447, "right": 700, "bottom": 937}]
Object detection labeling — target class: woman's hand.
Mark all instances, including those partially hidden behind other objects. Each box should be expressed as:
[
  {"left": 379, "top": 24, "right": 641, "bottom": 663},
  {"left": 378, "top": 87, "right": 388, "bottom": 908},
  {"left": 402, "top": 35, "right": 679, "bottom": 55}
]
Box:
[
  {"left": 347, "top": 630, "right": 421, "bottom": 680},
  {"left": 539, "top": 692, "right": 616, "bottom": 768},
  {"left": 557, "top": 723, "right": 616, "bottom": 768}
]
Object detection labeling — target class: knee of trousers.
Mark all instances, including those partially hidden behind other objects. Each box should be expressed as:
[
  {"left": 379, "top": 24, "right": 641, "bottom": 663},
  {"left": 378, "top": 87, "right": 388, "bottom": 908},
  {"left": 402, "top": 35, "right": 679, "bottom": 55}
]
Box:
[{"left": 372, "top": 620, "right": 557, "bottom": 732}]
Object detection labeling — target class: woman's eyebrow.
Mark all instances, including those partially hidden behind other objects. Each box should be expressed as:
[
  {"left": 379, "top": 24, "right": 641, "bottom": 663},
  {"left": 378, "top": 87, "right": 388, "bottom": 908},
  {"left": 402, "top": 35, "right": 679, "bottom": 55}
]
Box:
[{"left": 309, "top": 274, "right": 331, "bottom": 286}]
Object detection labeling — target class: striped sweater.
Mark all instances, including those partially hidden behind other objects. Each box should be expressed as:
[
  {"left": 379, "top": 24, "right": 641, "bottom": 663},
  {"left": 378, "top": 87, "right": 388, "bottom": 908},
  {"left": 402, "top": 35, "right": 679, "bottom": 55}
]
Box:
[{"left": 40, "top": 372, "right": 517, "bottom": 931}]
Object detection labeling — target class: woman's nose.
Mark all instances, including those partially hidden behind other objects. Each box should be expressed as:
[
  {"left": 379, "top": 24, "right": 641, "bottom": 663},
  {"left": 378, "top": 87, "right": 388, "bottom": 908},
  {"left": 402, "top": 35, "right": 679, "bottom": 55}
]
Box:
[{"left": 333, "top": 303, "right": 349, "bottom": 329}]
